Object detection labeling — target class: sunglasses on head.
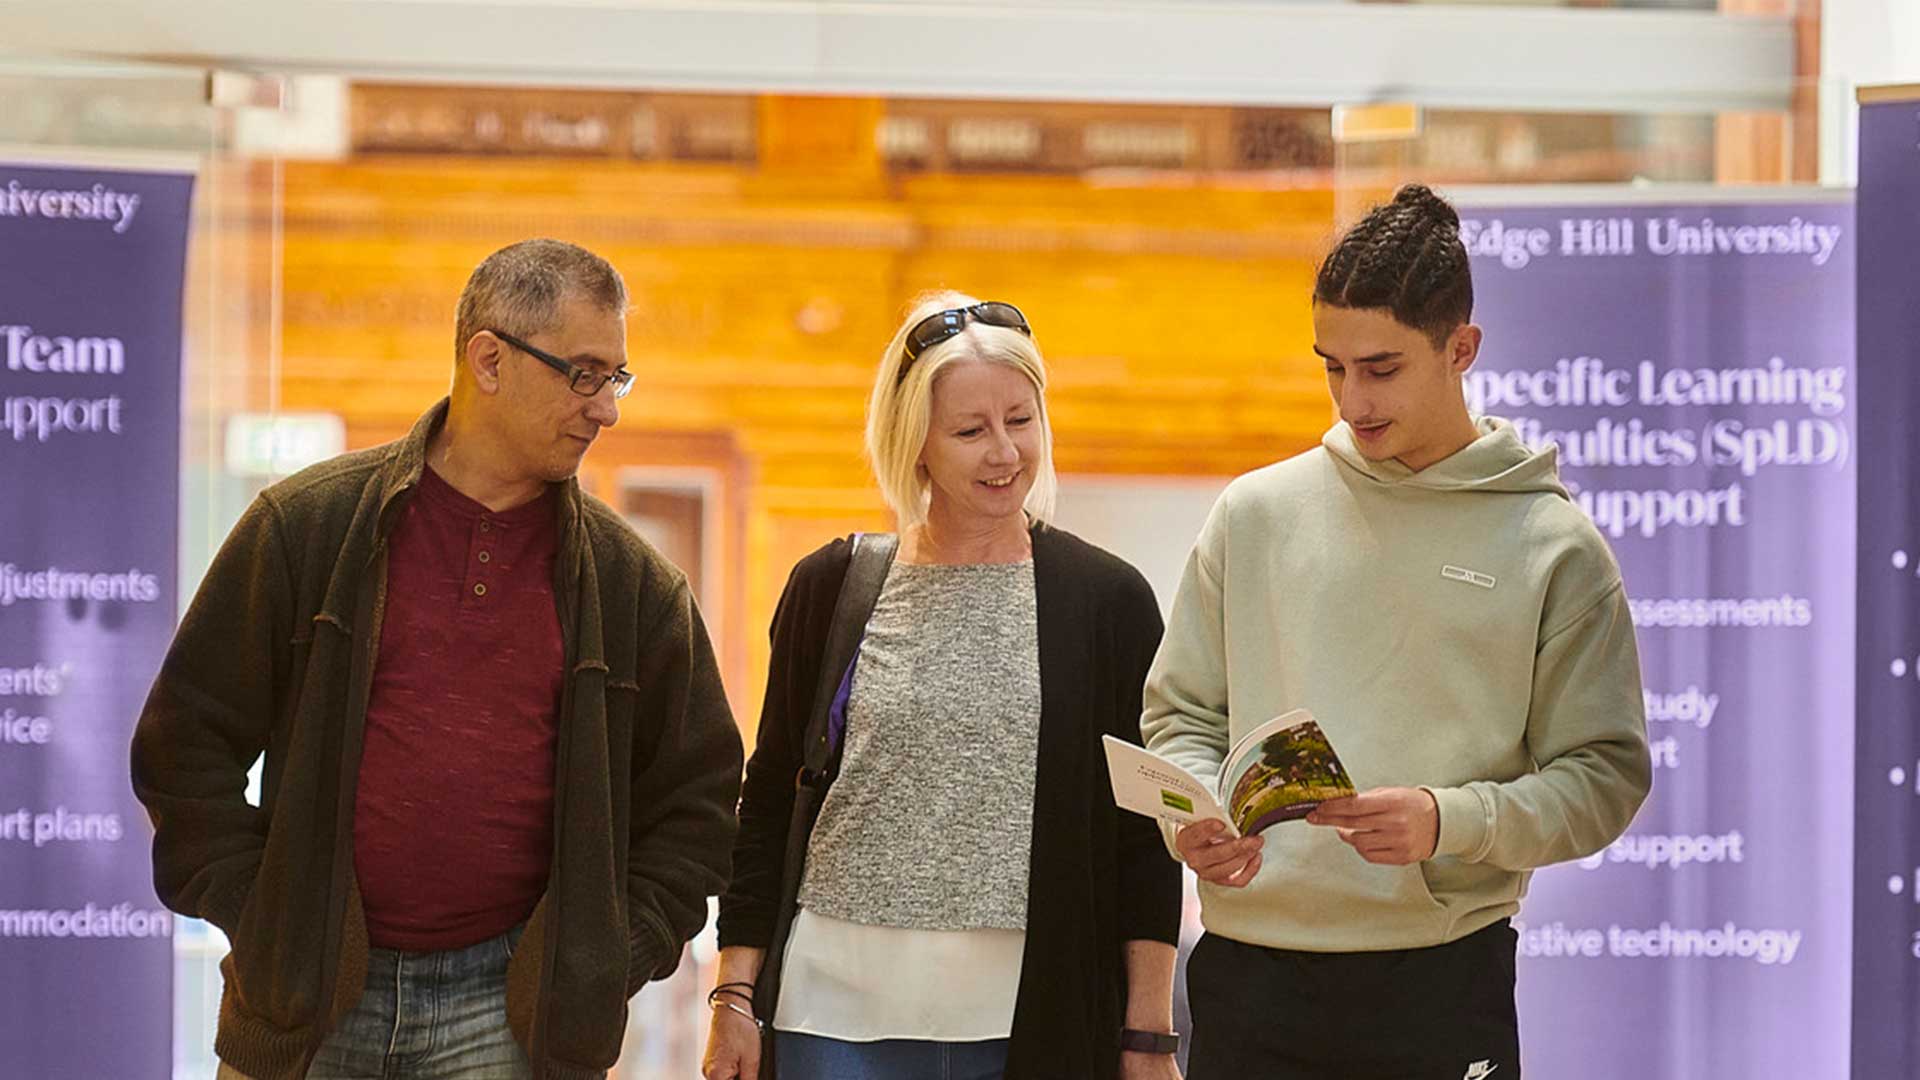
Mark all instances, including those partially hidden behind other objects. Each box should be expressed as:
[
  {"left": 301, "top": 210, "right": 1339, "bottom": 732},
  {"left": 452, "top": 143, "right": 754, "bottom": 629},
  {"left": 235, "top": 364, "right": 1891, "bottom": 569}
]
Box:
[{"left": 898, "top": 301, "right": 1032, "bottom": 383}]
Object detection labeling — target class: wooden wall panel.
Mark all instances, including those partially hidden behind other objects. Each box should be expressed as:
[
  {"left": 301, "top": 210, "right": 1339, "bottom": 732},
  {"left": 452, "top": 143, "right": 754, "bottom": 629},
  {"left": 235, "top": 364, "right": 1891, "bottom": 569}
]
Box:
[{"left": 275, "top": 155, "right": 1338, "bottom": 731}]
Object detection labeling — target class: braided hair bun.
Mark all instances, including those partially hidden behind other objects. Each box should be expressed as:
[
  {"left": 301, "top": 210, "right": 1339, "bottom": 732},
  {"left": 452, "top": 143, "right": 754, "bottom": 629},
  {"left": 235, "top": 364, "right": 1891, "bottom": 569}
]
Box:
[
  {"left": 1391, "top": 183, "right": 1460, "bottom": 230},
  {"left": 1315, "top": 183, "right": 1472, "bottom": 346}
]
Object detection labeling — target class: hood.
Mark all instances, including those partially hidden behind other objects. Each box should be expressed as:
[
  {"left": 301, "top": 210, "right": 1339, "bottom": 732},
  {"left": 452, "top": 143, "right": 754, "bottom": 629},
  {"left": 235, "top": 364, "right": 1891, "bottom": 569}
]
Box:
[{"left": 1322, "top": 415, "right": 1569, "bottom": 497}]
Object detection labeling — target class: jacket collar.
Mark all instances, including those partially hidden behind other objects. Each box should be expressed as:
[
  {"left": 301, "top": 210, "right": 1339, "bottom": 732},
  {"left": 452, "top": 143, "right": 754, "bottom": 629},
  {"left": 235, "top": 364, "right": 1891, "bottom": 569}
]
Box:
[
  {"left": 372, "top": 398, "right": 447, "bottom": 538},
  {"left": 375, "top": 397, "right": 587, "bottom": 542}
]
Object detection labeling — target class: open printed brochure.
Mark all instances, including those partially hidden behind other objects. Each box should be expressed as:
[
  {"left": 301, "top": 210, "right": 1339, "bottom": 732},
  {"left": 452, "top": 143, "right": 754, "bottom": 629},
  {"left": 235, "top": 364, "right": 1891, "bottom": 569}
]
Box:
[{"left": 1104, "top": 709, "right": 1356, "bottom": 838}]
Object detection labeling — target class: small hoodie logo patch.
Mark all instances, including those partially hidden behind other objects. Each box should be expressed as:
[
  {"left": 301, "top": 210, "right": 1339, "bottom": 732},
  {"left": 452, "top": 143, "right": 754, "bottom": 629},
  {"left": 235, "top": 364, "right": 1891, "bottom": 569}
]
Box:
[
  {"left": 1463, "top": 1062, "right": 1499, "bottom": 1080},
  {"left": 1441, "top": 565, "right": 1497, "bottom": 590}
]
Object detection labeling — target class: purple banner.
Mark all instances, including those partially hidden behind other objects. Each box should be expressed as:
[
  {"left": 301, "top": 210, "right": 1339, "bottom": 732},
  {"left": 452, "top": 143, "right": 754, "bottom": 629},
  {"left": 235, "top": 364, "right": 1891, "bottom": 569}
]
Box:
[
  {"left": 1852, "top": 94, "right": 1920, "bottom": 1079},
  {"left": 0, "top": 163, "right": 193, "bottom": 1078},
  {"left": 1460, "top": 199, "right": 1856, "bottom": 1077}
]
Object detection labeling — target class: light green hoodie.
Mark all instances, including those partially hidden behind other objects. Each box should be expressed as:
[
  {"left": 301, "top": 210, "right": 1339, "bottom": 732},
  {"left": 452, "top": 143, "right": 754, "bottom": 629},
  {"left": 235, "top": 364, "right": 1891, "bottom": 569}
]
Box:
[{"left": 1143, "top": 416, "right": 1652, "bottom": 951}]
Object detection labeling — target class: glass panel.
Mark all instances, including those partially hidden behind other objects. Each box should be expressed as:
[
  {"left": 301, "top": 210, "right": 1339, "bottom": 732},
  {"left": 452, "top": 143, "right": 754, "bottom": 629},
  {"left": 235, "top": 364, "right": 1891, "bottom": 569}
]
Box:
[
  {"left": 1336, "top": 109, "right": 1718, "bottom": 186},
  {"left": 0, "top": 40, "right": 1805, "bottom": 1074},
  {"left": 0, "top": 55, "right": 286, "bottom": 1080},
  {"left": 1302, "top": 0, "right": 1721, "bottom": 9}
]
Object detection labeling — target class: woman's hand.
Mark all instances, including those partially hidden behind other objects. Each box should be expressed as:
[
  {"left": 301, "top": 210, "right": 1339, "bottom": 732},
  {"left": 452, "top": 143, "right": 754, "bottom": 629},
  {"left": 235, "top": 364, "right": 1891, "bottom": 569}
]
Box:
[
  {"left": 701, "top": 947, "right": 767, "bottom": 1080},
  {"left": 700, "top": 999, "right": 762, "bottom": 1080},
  {"left": 1121, "top": 940, "right": 1182, "bottom": 1080},
  {"left": 1121, "top": 1049, "right": 1184, "bottom": 1080}
]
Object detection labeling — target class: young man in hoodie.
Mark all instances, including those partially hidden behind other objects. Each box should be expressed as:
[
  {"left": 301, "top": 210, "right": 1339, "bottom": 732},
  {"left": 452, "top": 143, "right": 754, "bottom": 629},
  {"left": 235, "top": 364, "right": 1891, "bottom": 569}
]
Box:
[{"left": 1143, "top": 185, "right": 1652, "bottom": 1080}]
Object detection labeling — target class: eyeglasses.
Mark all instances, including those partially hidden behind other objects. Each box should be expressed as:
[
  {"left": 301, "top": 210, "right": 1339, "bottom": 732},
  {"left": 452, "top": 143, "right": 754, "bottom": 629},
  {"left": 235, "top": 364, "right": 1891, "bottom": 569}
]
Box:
[
  {"left": 898, "top": 302, "right": 1032, "bottom": 383},
  {"left": 490, "top": 329, "right": 634, "bottom": 399}
]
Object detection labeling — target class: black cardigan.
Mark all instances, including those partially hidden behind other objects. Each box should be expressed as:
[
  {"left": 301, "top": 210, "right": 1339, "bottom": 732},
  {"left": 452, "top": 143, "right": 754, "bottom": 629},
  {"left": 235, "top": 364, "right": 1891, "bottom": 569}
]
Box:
[{"left": 718, "top": 524, "right": 1183, "bottom": 1079}]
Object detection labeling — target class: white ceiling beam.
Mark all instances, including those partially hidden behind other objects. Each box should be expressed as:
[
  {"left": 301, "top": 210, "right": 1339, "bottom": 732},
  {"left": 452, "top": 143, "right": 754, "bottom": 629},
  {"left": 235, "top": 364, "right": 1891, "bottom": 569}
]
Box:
[{"left": 0, "top": 0, "right": 1794, "bottom": 114}]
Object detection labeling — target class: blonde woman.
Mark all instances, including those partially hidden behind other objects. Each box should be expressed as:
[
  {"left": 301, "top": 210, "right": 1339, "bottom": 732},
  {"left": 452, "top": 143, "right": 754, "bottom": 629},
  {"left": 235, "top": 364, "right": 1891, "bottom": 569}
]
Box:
[{"left": 703, "top": 293, "right": 1183, "bottom": 1080}]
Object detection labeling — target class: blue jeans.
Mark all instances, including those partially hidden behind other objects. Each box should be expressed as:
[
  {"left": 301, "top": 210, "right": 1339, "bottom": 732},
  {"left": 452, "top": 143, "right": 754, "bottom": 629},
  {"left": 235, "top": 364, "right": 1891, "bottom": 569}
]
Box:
[
  {"left": 775, "top": 1031, "right": 1009, "bottom": 1080},
  {"left": 302, "top": 925, "right": 562, "bottom": 1080}
]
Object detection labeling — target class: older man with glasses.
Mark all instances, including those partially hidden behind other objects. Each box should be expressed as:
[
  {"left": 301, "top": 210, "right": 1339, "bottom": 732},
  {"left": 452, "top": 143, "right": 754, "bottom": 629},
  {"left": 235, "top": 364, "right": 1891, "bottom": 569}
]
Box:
[{"left": 132, "top": 238, "right": 743, "bottom": 1080}]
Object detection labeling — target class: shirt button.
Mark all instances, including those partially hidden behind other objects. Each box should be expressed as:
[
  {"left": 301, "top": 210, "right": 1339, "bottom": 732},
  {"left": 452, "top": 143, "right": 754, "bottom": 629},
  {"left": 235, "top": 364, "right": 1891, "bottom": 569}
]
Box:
[
  {"left": 478, "top": 551, "right": 491, "bottom": 563},
  {"left": 473, "top": 583, "right": 487, "bottom": 597},
  {"left": 480, "top": 520, "right": 491, "bottom": 532}
]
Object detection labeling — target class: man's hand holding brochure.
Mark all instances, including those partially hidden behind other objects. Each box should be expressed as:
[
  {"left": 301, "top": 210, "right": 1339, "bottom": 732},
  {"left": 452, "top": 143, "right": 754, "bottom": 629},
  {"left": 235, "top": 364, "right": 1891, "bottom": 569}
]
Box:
[
  {"left": 1106, "top": 709, "right": 1357, "bottom": 889},
  {"left": 1107, "top": 709, "right": 1448, "bottom": 884},
  {"left": 1104, "top": 708, "right": 1356, "bottom": 837}
]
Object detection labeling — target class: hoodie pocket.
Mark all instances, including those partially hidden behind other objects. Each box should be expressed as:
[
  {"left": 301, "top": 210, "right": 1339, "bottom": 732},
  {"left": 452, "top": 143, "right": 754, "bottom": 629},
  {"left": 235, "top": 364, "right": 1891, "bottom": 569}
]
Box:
[
  {"left": 1419, "top": 856, "right": 1522, "bottom": 928},
  {"left": 1410, "top": 861, "right": 1448, "bottom": 910}
]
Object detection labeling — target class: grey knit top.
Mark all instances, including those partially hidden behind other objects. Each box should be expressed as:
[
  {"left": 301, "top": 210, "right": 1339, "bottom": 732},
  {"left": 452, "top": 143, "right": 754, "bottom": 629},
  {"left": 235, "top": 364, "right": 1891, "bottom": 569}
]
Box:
[{"left": 795, "top": 558, "right": 1041, "bottom": 931}]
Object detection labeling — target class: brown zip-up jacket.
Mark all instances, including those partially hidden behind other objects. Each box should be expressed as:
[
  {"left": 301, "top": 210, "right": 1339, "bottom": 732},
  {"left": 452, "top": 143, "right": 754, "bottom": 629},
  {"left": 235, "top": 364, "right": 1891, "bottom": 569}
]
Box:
[{"left": 130, "top": 401, "right": 744, "bottom": 1080}]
